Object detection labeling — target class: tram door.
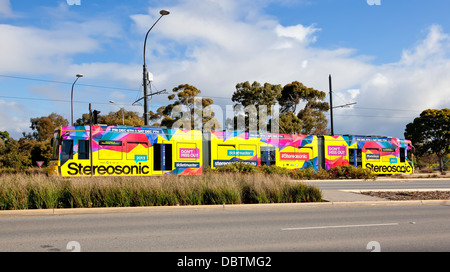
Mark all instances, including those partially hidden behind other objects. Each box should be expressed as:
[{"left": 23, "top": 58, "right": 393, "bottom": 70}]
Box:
[
  {"left": 261, "top": 146, "right": 276, "bottom": 166},
  {"left": 349, "top": 149, "right": 362, "bottom": 167}
]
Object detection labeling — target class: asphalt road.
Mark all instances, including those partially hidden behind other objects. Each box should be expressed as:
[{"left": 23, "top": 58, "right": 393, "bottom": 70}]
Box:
[
  {"left": 302, "top": 178, "right": 450, "bottom": 191},
  {"left": 1, "top": 204, "right": 449, "bottom": 252}
]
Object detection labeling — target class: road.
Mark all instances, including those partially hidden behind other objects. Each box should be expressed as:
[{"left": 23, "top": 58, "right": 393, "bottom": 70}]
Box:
[
  {"left": 303, "top": 178, "right": 450, "bottom": 191},
  {"left": 1, "top": 203, "right": 449, "bottom": 252}
]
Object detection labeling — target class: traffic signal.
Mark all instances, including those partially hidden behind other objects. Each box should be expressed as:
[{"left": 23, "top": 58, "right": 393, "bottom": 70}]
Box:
[{"left": 93, "top": 110, "right": 101, "bottom": 124}]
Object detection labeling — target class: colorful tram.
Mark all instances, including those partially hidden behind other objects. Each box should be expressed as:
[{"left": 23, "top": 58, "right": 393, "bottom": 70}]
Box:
[{"left": 48, "top": 125, "right": 414, "bottom": 177}]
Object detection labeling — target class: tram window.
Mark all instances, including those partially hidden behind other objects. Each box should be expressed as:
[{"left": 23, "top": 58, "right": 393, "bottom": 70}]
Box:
[
  {"left": 400, "top": 148, "right": 406, "bottom": 163},
  {"left": 78, "top": 140, "right": 90, "bottom": 160},
  {"left": 349, "top": 149, "right": 355, "bottom": 166},
  {"left": 261, "top": 146, "right": 276, "bottom": 166},
  {"left": 61, "top": 140, "right": 73, "bottom": 165},
  {"left": 51, "top": 131, "right": 61, "bottom": 160},
  {"left": 153, "top": 144, "right": 173, "bottom": 171}
]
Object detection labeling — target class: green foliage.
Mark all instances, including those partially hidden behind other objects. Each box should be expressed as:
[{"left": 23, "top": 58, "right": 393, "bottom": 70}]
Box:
[
  {"left": 214, "top": 161, "right": 257, "bottom": 173},
  {"left": 0, "top": 173, "right": 323, "bottom": 210},
  {"left": 405, "top": 108, "right": 450, "bottom": 172},
  {"left": 75, "top": 110, "right": 145, "bottom": 126},
  {"left": 232, "top": 81, "right": 282, "bottom": 110},
  {"left": 277, "top": 112, "right": 303, "bottom": 134},
  {"left": 230, "top": 80, "right": 329, "bottom": 134},
  {"left": 24, "top": 113, "right": 68, "bottom": 141},
  {"left": 0, "top": 113, "right": 69, "bottom": 169},
  {"left": 149, "top": 84, "right": 221, "bottom": 131},
  {"left": 327, "top": 165, "right": 376, "bottom": 180},
  {"left": 0, "top": 137, "right": 31, "bottom": 169},
  {"left": 212, "top": 161, "right": 376, "bottom": 180}
]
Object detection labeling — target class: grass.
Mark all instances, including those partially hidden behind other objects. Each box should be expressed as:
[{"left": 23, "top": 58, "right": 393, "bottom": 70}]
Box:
[
  {"left": 0, "top": 172, "right": 322, "bottom": 210},
  {"left": 210, "top": 162, "right": 377, "bottom": 181}
]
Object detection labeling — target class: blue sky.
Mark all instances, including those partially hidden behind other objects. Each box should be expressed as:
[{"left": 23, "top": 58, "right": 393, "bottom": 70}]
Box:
[{"left": 0, "top": 0, "right": 449, "bottom": 139}]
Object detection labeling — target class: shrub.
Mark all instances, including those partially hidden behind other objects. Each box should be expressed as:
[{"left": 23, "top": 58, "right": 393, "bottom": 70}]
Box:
[
  {"left": 327, "top": 165, "right": 376, "bottom": 180},
  {"left": 258, "top": 165, "right": 292, "bottom": 176},
  {"left": 0, "top": 172, "right": 322, "bottom": 210},
  {"left": 216, "top": 161, "right": 257, "bottom": 174}
]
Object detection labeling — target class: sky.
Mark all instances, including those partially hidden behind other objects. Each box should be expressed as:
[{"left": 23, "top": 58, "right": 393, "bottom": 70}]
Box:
[{"left": 0, "top": 0, "right": 449, "bottom": 139}]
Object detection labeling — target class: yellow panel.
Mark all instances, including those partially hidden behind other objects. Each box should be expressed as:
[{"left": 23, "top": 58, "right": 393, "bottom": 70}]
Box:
[
  {"left": 99, "top": 148, "right": 122, "bottom": 160},
  {"left": 218, "top": 145, "right": 235, "bottom": 160},
  {"left": 237, "top": 144, "right": 257, "bottom": 160},
  {"left": 126, "top": 142, "right": 149, "bottom": 160}
]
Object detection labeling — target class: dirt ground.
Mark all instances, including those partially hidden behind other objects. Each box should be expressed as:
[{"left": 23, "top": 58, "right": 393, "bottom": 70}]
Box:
[
  {"left": 388, "top": 172, "right": 450, "bottom": 179},
  {"left": 361, "top": 191, "right": 450, "bottom": 200}
]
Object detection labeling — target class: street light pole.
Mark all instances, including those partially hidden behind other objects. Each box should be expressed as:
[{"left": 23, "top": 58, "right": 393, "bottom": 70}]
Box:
[
  {"left": 109, "top": 101, "right": 125, "bottom": 125},
  {"left": 71, "top": 74, "right": 83, "bottom": 126},
  {"left": 143, "top": 9, "right": 170, "bottom": 126}
]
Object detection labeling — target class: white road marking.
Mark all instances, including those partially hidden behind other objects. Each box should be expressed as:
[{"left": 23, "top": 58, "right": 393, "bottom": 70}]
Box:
[{"left": 282, "top": 222, "right": 399, "bottom": 231}]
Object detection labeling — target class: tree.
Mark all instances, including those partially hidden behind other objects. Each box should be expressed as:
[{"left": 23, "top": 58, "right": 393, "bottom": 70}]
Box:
[
  {"left": 229, "top": 81, "right": 282, "bottom": 132},
  {"left": 25, "top": 113, "right": 68, "bottom": 141},
  {"left": 0, "top": 133, "right": 31, "bottom": 169},
  {"left": 404, "top": 108, "right": 450, "bottom": 172},
  {"left": 232, "top": 81, "right": 281, "bottom": 110},
  {"left": 150, "top": 84, "right": 221, "bottom": 131},
  {"left": 279, "top": 81, "right": 329, "bottom": 135},
  {"left": 75, "top": 109, "right": 144, "bottom": 126},
  {"left": 1, "top": 114, "right": 69, "bottom": 169},
  {"left": 230, "top": 80, "right": 329, "bottom": 134},
  {"left": 19, "top": 113, "right": 69, "bottom": 167}
]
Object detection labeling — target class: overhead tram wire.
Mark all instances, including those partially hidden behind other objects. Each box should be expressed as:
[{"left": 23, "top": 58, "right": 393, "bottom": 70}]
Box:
[
  {"left": 0, "top": 94, "right": 164, "bottom": 110},
  {"left": 0, "top": 92, "right": 422, "bottom": 120},
  {"left": 0, "top": 74, "right": 425, "bottom": 114},
  {"left": 0, "top": 74, "right": 140, "bottom": 93}
]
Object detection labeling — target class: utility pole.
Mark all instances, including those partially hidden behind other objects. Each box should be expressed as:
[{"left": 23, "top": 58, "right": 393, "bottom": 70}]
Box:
[
  {"left": 328, "top": 74, "right": 357, "bottom": 136},
  {"left": 89, "top": 103, "right": 93, "bottom": 177},
  {"left": 329, "top": 74, "right": 334, "bottom": 136}
]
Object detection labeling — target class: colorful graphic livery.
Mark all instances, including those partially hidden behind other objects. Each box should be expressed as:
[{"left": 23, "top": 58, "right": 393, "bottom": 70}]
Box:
[
  {"left": 48, "top": 126, "right": 414, "bottom": 177},
  {"left": 48, "top": 126, "right": 203, "bottom": 177},
  {"left": 323, "top": 135, "right": 414, "bottom": 174}
]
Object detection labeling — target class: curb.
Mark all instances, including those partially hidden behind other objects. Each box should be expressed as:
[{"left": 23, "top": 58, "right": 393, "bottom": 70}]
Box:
[
  {"left": 1, "top": 198, "right": 449, "bottom": 217},
  {"left": 300, "top": 177, "right": 450, "bottom": 183}
]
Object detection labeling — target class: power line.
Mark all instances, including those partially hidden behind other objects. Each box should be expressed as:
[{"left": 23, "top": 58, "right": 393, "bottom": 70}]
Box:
[
  {"left": 0, "top": 94, "right": 415, "bottom": 120},
  {"left": 0, "top": 94, "right": 162, "bottom": 109},
  {"left": 0, "top": 74, "right": 140, "bottom": 93},
  {"left": 0, "top": 74, "right": 428, "bottom": 114}
]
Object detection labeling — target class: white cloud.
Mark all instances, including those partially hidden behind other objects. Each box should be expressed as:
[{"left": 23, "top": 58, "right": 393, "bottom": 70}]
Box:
[
  {"left": 347, "top": 89, "right": 360, "bottom": 100},
  {"left": 0, "top": 100, "right": 30, "bottom": 138},
  {"left": 335, "top": 24, "right": 450, "bottom": 137},
  {"left": 400, "top": 25, "right": 450, "bottom": 66},
  {"left": 275, "top": 24, "right": 320, "bottom": 44},
  {"left": 0, "top": 24, "right": 99, "bottom": 75},
  {"left": 125, "top": 1, "right": 450, "bottom": 139},
  {"left": 0, "top": 0, "right": 14, "bottom": 18},
  {"left": 0, "top": 0, "right": 449, "bottom": 140}
]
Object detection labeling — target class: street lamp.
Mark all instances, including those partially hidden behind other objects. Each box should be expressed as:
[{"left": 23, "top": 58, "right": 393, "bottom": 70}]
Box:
[
  {"left": 71, "top": 74, "right": 83, "bottom": 126},
  {"left": 142, "top": 9, "right": 170, "bottom": 126},
  {"left": 109, "top": 100, "right": 125, "bottom": 125}
]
